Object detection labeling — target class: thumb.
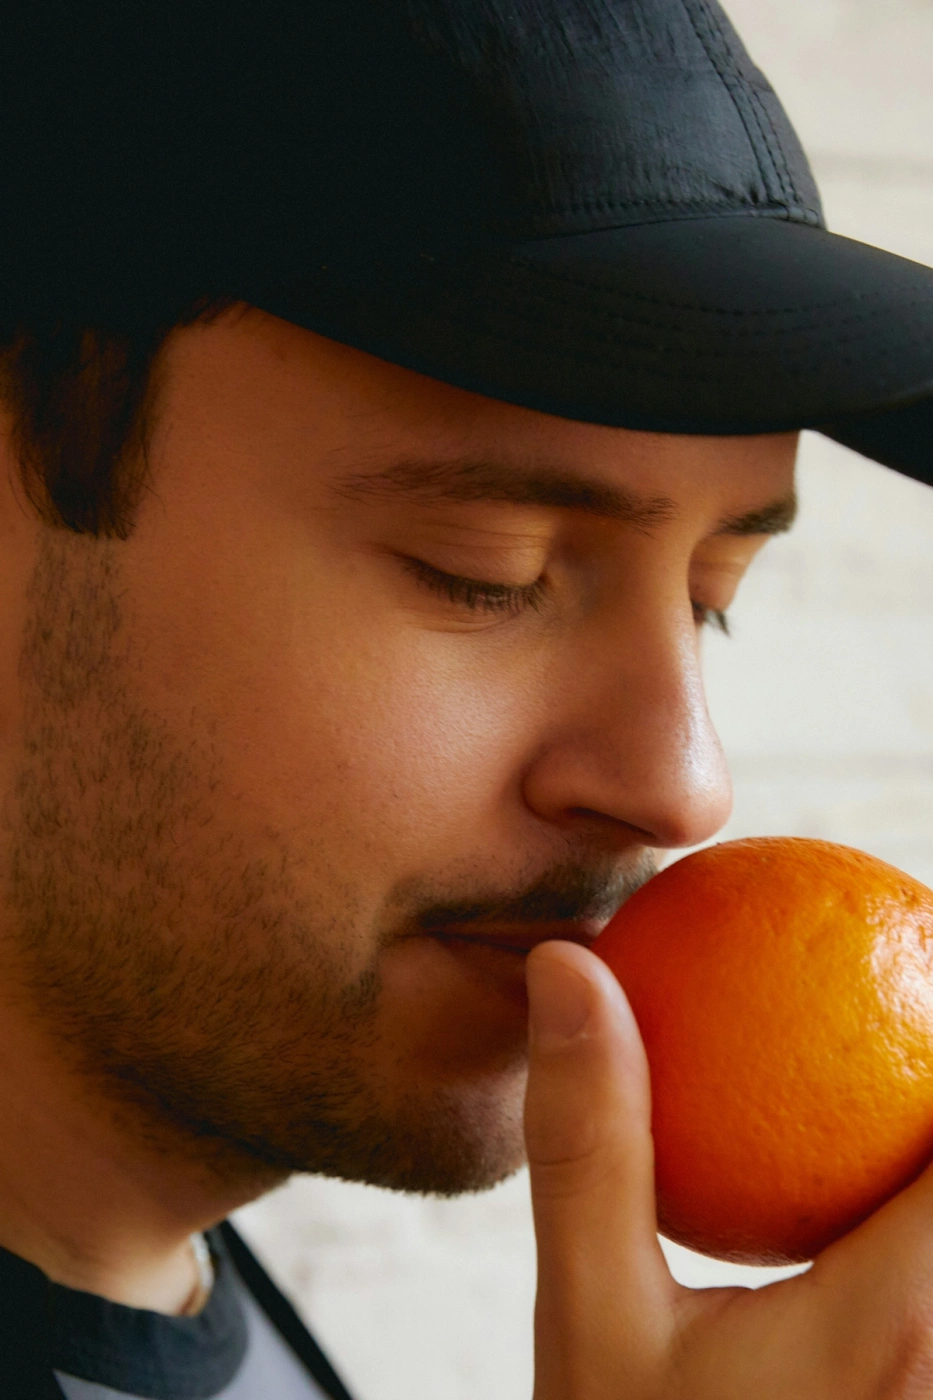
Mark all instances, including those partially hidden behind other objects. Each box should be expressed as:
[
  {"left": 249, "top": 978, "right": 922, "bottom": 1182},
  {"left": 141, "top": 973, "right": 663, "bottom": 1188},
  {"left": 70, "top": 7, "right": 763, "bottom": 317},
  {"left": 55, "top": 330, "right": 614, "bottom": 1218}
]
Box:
[{"left": 525, "top": 940, "right": 674, "bottom": 1397}]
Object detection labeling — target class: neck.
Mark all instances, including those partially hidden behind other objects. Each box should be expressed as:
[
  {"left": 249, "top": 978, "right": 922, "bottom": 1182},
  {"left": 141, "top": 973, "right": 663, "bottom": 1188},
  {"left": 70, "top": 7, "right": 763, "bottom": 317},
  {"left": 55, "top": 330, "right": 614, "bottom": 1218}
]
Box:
[{"left": 0, "top": 990, "right": 279, "bottom": 1313}]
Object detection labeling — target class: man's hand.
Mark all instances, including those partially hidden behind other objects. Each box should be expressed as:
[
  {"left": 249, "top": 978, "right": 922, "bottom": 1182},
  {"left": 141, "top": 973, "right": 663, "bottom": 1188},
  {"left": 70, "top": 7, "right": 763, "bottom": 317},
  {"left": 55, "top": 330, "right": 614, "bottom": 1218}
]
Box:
[{"left": 525, "top": 940, "right": 933, "bottom": 1399}]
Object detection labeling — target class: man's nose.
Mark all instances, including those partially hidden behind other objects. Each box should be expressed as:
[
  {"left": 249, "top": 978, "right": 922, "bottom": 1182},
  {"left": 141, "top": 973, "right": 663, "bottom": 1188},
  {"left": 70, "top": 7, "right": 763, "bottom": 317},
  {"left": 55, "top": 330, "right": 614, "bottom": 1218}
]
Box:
[{"left": 521, "top": 617, "right": 732, "bottom": 850}]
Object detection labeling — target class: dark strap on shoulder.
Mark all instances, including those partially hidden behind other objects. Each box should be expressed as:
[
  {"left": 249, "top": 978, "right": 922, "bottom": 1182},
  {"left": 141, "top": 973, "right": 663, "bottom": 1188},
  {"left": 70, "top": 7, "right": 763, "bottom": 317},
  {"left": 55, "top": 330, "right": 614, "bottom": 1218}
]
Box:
[
  {"left": 218, "top": 1221, "right": 355, "bottom": 1400},
  {"left": 0, "top": 1244, "right": 68, "bottom": 1399},
  {"left": 0, "top": 1225, "right": 351, "bottom": 1400}
]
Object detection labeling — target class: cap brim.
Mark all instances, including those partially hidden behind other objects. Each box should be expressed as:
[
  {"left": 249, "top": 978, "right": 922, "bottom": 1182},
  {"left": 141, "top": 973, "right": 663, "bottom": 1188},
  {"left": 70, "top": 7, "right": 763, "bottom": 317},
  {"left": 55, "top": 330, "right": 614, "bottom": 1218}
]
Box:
[{"left": 247, "top": 214, "right": 933, "bottom": 484}]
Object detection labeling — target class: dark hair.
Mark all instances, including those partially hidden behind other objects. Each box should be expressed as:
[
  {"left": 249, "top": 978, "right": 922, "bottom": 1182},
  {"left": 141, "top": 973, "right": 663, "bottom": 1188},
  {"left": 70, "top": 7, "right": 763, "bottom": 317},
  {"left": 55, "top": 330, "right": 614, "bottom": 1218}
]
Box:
[{"left": 0, "top": 298, "right": 230, "bottom": 539}]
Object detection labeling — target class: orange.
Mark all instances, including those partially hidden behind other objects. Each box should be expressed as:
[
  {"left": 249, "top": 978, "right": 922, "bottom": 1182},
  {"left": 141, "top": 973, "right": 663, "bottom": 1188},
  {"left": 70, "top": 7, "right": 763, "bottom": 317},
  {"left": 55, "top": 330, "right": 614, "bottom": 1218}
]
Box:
[{"left": 593, "top": 836, "right": 933, "bottom": 1264}]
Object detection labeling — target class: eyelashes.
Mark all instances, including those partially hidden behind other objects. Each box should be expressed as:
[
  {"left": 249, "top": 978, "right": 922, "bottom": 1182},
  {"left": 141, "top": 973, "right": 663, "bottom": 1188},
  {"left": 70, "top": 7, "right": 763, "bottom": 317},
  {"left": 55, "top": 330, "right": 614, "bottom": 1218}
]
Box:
[
  {"left": 402, "top": 556, "right": 546, "bottom": 616},
  {"left": 692, "top": 602, "right": 731, "bottom": 635},
  {"left": 404, "top": 556, "right": 730, "bottom": 634}
]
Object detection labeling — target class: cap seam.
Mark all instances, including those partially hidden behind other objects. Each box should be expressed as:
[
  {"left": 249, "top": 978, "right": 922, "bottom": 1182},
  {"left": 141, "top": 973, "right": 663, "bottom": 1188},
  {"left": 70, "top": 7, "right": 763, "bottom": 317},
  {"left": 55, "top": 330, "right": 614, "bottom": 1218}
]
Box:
[
  {"left": 503, "top": 289, "right": 907, "bottom": 341},
  {"left": 699, "top": 0, "right": 798, "bottom": 209},
  {"left": 394, "top": 284, "right": 931, "bottom": 355},
  {"left": 743, "top": 85, "right": 799, "bottom": 212},
  {"left": 292, "top": 303, "right": 933, "bottom": 417},
  {"left": 424, "top": 315, "right": 932, "bottom": 376},
  {"left": 505, "top": 258, "right": 884, "bottom": 319},
  {"left": 745, "top": 86, "right": 797, "bottom": 211},
  {"left": 500, "top": 193, "right": 811, "bottom": 223},
  {"left": 678, "top": 0, "right": 791, "bottom": 211},
  {"left": 368, "top": 305, "right": 932, "bottom": 386}
]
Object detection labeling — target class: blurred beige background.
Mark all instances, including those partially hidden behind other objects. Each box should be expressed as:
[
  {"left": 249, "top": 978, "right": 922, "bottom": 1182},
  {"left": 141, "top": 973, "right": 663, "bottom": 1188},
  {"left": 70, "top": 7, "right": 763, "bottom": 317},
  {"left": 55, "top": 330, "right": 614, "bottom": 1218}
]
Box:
[{"left": 235, "top": 4, "right": 933, "bottom": 1396}]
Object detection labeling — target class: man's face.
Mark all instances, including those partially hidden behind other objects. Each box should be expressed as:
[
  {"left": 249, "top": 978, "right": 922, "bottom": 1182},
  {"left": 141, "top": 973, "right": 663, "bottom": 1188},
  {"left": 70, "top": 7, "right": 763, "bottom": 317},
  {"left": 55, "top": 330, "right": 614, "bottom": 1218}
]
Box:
[{"left": 0, "top": 309, "right": 796, "bottom": 1197}]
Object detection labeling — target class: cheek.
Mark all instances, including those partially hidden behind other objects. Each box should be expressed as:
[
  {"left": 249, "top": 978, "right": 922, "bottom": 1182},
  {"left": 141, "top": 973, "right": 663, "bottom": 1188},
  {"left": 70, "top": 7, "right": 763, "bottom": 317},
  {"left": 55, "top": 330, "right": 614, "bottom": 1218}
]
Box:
[
  {"left": 236, "top": 625, "right": 538, "bottom": 864},
  {"left": 129, "top": 541, "right": 541, "bottom": 876}
]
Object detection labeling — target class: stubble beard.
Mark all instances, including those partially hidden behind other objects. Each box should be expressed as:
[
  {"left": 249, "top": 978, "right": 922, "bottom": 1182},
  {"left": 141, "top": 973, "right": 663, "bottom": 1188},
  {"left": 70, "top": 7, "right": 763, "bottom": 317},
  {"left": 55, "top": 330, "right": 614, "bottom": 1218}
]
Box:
[{"left": 1, "top": 533, "right": 652, "bottom": 1201}]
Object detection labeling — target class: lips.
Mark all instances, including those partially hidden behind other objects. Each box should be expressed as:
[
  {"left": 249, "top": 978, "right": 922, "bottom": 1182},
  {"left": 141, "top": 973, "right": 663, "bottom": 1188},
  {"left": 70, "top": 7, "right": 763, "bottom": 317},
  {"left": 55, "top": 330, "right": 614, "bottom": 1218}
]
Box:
[{"left": 427, "top": 918, "right": 607, "bottom": 956}]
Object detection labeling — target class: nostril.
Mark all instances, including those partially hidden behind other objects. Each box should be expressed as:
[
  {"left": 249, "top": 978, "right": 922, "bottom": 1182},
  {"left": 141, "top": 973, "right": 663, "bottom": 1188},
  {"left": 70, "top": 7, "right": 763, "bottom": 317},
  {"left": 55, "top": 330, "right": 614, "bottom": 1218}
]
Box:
[{"left": 564, "top": 807, "right": 656, "bottom": 841}]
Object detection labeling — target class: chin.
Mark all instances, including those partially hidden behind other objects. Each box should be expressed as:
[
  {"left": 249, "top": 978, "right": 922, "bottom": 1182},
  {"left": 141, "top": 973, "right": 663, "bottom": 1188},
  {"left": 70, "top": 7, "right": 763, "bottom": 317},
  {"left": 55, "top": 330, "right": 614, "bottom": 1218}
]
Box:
[
  {"left": 188, "top": 1039, "right": 530, "bottom": 1198},
  {"left": 376, "top": 1076, "right": 529, "bottom": 1195},
  {"left": 277, "top": 1064, "right": 529, "bottom": 1196}
]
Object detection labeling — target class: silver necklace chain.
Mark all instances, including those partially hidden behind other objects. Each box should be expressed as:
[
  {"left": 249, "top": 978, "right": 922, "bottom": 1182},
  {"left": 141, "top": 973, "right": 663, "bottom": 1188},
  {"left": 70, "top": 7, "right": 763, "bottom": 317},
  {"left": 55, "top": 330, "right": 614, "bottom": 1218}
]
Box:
[{"left": 181, "top": 1232, "right": 215, "bottom": 1316}]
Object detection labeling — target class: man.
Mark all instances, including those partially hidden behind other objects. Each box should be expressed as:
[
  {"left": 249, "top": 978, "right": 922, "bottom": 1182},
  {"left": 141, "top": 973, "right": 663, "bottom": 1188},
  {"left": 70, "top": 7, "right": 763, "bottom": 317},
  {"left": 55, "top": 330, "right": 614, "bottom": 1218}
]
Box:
[{"left": 0, "top": 1, "right": 932, "bottom": 1397}]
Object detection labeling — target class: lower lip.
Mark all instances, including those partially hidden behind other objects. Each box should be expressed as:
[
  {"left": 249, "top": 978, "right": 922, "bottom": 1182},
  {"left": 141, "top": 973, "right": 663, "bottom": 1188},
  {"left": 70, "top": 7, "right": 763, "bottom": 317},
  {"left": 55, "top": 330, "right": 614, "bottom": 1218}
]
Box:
[
  {"left": 419, "top": 927, "right": 602, "bottom": 999},
  {"left": 428, "top": 920, "right": 605, "bottom": 955},
  {"left": 433, "top": 933, "right": 531, "bottom": 957},
  {"left": 426, "top": 934, "right": 531, "bottom": 999}
]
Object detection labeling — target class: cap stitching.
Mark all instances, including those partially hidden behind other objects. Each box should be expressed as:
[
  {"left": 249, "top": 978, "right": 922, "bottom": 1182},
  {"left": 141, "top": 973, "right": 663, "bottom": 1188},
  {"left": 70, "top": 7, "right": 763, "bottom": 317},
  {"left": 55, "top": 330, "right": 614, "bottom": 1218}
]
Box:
[
  {"left": 392, "top": 304, "right": 932, "bottom": 383},
  {"left": 695, "top": 0, "right": 798, "bottom": 209},
  {"left": 504, "top": 194, "right": 807, "bottom": 221},
  {"left": 416, "top": 279, "right": 926, "bottom": 349},
  {"left": 743, "top": 84, "right": 800, "bottom": 213},
  {"left": 746, "top": 90, "right": 797, "bottom": 211},
  {"left": 510, "top": 292, "right": 901, "bottom": 340},
  {"left": 419, "top": 306, "right": 932, "bottom": 376},
  {"left": 677, "top": 0, "right": 775, "bottom": 207},
  {"left": 499, "top": 259, "right": 891, "bottom": 321},
  {"left": 704, "top": 0, "right": 797, "bottom": 208},
  {"left": 317, "top": 298, "right": 930, "bottom": 402}
]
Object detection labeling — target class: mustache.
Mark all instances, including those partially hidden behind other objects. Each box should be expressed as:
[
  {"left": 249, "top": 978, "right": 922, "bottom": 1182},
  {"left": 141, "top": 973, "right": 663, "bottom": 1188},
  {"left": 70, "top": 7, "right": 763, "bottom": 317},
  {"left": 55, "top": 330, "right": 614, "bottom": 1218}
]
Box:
[{"left": 408, "top": 852, "right": 658, "bottom": 934}]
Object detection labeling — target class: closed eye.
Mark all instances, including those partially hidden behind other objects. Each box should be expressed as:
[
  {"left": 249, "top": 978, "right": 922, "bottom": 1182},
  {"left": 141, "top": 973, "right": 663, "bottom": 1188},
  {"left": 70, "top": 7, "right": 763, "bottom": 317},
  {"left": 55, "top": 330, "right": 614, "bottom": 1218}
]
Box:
[
  {"left": 402, "top": 557, "right": 546, "bottom": 616},
  {"left": 693, "top": 602, "right": 730, "bottom": 635},
  {"left": 403, "top": 556, "right": 729, "bottom": 632}
]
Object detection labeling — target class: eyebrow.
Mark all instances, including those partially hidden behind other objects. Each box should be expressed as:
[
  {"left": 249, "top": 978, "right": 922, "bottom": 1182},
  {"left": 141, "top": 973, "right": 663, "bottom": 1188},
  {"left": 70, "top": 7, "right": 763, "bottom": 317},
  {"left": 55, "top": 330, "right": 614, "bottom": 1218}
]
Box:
[{"left": 336, "top": 457, "right": 797, "bottom": 536}]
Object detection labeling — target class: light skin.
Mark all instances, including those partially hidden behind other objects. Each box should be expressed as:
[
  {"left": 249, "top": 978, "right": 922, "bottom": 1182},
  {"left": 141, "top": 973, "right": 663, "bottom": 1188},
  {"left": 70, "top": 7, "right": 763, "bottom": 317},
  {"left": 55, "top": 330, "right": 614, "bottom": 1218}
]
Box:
[
  {"left": 0, "top": 306, "right": 929, "bottom": 1394},
  {"left": 0, "top": 308, "right": 779, "bottom": 1306}
]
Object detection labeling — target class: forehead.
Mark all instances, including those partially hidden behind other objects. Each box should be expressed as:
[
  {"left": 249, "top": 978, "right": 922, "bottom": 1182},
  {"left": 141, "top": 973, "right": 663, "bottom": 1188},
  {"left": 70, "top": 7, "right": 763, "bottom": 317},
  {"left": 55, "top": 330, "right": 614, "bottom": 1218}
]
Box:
[
  {"left": 162, "top": 311, "right": 798, "bottom": 528},
  {"left": 266, "top": 323, "right": 800, "bottom": 518}
]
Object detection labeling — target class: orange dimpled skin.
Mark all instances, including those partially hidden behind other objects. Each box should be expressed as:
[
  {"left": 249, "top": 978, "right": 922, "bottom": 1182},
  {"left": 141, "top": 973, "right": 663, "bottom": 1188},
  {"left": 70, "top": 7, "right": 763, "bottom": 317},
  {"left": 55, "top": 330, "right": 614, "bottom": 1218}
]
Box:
[{"left": 593, "top": 837, "right": 933, "bottom": 1264}]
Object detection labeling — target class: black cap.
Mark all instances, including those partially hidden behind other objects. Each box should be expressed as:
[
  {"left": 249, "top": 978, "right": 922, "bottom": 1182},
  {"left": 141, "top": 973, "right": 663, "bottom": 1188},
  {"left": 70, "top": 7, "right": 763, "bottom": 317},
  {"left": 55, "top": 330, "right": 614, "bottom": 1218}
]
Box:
[{"left": 3, "top": 1, "right": 933, "bottom": 482}]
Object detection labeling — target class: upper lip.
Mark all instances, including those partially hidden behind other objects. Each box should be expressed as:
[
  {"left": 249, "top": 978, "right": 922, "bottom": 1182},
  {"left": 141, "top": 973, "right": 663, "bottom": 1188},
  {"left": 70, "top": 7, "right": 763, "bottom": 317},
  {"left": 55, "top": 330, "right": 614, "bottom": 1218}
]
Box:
[{"left": 426, "top": 918, "right": 608, "bottom": 954}]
